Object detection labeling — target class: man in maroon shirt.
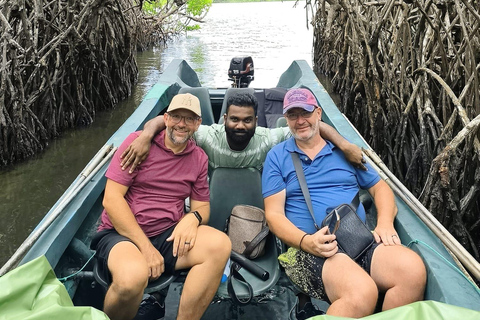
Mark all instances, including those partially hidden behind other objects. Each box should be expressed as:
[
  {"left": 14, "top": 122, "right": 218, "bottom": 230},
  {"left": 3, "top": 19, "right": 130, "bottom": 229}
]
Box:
[{"left": 92, "top": 93, "right": 231, "bottom": 320}]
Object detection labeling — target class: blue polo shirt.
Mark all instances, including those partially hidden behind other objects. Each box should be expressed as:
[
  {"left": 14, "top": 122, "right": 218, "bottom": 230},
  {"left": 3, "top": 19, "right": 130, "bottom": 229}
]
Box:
[{"left": 262, "top": 138, "right": 380, "bottom": 234}]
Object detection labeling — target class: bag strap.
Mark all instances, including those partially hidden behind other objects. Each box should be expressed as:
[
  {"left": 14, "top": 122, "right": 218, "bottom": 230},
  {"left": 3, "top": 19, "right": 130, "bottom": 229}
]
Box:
[
  {"left": 291, "top": 152, "right": 320, "bottom": 229},
  {"left": 227, "top": 262, "right": 253, "bottom": 305},
  {"left": 290, "top": 152, "right": 360, "bottom": 228},
  {"left": 243, "top": 225, "right": 269, "bottom": 258}
]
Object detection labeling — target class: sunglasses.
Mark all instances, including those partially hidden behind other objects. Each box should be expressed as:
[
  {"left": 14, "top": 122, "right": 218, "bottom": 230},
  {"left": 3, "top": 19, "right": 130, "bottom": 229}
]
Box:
[{"left": 328, "top": 210, "right": 341, "bottom": 235}]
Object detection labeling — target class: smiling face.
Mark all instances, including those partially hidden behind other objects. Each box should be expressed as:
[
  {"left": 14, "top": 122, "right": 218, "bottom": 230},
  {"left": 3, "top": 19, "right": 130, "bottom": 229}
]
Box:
[
  {"left": 285, "top": 107, "right": 322, "bottom": 142},
  {"left": 164, "top": 109, "right": 201, "bottom": 146},
  {"left": 224, "top": 105, "right": 257, "bottom": 149}
]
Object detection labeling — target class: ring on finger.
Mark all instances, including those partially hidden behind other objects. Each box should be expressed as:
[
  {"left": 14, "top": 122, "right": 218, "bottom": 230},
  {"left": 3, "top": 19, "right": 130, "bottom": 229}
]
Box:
[{"left": 185, "top": 241, "right": 190, "bottom": 245}]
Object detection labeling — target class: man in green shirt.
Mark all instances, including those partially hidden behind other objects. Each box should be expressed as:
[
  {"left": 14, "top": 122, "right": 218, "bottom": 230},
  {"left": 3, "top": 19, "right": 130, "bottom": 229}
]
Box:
[{"left": 120, "top": 93, "right": 365, "bottom": 174}]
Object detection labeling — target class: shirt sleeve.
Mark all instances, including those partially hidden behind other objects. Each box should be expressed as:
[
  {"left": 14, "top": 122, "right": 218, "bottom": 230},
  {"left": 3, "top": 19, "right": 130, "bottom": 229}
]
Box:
[
  {"left": 355, "top": 161, "right": 381, "bottom": 189},
  {"left": 262, "top": 148, "right": 287, "bottom": 198},
  {"left": 105, "top": 132, "right": 140, "bottom": 187},
  {"left": 267, "top": 127, "right": 291, "bottom": 147}
]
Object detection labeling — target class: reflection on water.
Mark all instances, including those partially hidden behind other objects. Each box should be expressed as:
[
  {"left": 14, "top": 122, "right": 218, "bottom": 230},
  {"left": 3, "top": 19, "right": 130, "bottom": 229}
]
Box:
[
  {"left": 161, "top": 2, "right": 313, "bottom": 88},
  {"left": 0, "top": 2, "right": 313, "bottom": 266}
]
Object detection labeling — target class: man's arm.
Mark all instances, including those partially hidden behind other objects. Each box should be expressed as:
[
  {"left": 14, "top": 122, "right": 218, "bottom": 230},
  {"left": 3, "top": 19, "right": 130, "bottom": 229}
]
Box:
[
  {"left": 167, "top": 199, "right": 210, "bottom": 258},
  {"left": 120, "top": 115, "right": 166, "bottom": 173},
  {"left": 318, "top": 122, "right": 366, "bottom": 170},
  {"left": 103, "top": 179, "right": 165, "bottom": 279},
  {"left": 264, "top": 190, "right": 337, "bottom": 258},
  {"left": 368, "top": 179, "right": 400, "bottom": 246}
]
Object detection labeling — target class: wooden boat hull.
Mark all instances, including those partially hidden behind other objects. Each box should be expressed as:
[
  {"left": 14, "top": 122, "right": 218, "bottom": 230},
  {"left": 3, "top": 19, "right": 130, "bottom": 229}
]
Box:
[{"left": 14, "top": 59, "right": 480, "bottom": 314}]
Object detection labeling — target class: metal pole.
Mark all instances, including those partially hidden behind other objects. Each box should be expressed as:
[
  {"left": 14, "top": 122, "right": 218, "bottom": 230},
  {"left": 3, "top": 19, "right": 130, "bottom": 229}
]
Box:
[
  {"left": 363, "top": 149, "right": 480, "bottom": 280},
  {"left": 0, "top": 145, "right": 117, "bottom": 276}
]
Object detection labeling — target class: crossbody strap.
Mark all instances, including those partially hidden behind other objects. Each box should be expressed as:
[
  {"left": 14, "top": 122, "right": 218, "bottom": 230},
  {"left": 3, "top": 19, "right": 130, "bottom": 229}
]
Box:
[
  {"left": 290, "top": 152, "right": 360, "bottom": 229},
  {"left": 291, "top": 152, "right": 319, "bottom": 229},
  {"left": 243, "top": 225, "right": 269, "bottom": 258}
]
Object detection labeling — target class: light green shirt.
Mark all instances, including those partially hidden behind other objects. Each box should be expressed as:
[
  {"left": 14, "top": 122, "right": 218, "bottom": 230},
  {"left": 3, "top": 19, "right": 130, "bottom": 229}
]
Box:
[{"left": 193, "top": 124, "right": 291, "bottom": 173}]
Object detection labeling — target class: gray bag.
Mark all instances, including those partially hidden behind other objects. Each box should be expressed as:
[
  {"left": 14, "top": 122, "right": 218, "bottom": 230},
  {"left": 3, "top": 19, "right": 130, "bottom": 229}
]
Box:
[{"left": 227, "top": 205, "right": 269, "bottom": 259}]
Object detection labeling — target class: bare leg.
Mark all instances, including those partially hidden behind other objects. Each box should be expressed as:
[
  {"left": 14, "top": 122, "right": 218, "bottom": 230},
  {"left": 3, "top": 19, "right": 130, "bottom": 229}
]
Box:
[
  {"left": 103, "top": 241, "right": 149, "bottom": 320},
  {"left": 175, "top": 226, "right": 231, "bottom": 320},
  {"left": 323, "top": 253, "right": 378, "bottom": 318},
  {"left": 370, "top": 244, "right": 426, "bottom": 310}
]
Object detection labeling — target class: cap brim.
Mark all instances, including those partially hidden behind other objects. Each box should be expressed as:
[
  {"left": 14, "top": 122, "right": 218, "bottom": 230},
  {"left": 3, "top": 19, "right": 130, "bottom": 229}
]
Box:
[{"left": 283, "top": 104, "right": 316, "bottom": 114}]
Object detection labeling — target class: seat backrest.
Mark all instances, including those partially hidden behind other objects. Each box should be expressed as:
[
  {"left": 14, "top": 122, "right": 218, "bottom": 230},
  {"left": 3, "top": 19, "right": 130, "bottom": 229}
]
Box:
[
  {"left": 218, "top": 88, "right": 255, "bottom": 124},
  {"left": 178, "top": 87, "right": 215, "bottom": 125},
  {"left": 275, "top": 117, "right": 287, "bottom": 128},
  {"left": 257, "top": 87, "right": 287, "bottom": 128},
  {"left": 208, "top": 167, "right": 264, "bottom": 231}
]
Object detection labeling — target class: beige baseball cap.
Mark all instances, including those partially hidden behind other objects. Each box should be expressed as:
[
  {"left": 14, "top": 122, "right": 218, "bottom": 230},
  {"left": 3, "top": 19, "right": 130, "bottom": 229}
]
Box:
[{"left": 166, "top": 93, "right": 201, "bottom": 117}]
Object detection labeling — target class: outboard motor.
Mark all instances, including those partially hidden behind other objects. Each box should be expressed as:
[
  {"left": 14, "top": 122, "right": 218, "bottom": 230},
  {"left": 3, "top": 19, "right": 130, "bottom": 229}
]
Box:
[{"left": 228, "top": 56, "right": 254, "bottom": 88}]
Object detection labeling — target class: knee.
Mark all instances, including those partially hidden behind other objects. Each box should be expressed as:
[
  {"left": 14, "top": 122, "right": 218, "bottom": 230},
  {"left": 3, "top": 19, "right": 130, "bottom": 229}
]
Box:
[
  {"left": 402, "top": 252, "right": 427, "bottom": 296},
  {"left": 345, "top": 278, "right": 378, "bottom": 317},
  {"left": 204, "top": 228, "right": 232, "bottom": 261},
  {"left": 110, "top": 268, "right": 148, "bottom": 300}
]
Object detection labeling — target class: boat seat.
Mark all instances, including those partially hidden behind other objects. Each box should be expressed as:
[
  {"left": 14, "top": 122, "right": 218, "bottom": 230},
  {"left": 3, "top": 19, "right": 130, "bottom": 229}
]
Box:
[
  {"left": 92, "top": 257, "right": 176, "bottom": 294},
  {"left": 257, "top": 87, "right": 287, "bottom": 128},
  {"left": 218, "top": 88, "right": 255, "bottom": 124},
  {"left": 208, "top": 167, "right": 281, "bottom": 299},
  {"left": 178, "top": 87, "right": 215, "bottom": 125}
]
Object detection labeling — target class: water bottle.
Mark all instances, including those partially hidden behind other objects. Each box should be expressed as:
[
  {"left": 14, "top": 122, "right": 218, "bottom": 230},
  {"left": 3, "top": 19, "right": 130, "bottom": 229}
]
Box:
[{"left": 221, "top": 258, "right": 231, "bottom": 283}]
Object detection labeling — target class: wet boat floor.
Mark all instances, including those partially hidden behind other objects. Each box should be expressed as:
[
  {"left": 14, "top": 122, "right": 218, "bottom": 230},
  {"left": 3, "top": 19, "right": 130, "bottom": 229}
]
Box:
[{"left": 163, "top": 273, "right": 329, "bottom": 320}]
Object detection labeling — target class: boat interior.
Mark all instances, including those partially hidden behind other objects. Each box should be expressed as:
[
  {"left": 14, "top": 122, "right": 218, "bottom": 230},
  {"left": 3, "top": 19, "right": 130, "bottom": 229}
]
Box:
[{"left": 18, "top": 58, "right": 480, "bottom": 316}]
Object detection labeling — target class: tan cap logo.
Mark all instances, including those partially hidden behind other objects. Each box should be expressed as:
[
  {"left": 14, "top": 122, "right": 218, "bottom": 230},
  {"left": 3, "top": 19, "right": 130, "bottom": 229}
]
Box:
[{"left": 167, "top": 93, "right": 201, "bottom": 117}]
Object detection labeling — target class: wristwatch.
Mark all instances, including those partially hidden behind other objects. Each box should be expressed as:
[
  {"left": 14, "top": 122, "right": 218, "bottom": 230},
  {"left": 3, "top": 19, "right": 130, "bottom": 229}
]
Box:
[{"left": 191, "top": 211, "right": 202, "bottom": 225}]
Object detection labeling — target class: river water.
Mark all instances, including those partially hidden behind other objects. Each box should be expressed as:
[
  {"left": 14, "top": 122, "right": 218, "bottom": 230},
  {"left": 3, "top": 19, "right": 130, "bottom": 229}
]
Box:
[{"left": 0, "top": 2, "right": 314, "bottom": 267}]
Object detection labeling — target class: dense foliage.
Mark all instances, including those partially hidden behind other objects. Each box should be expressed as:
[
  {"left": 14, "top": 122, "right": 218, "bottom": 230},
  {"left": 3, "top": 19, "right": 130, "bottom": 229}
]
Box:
[
  {"left": 0, "top": 0, "right": 211, "bottom": 167},
  {"left": 311, "top": 0, "right": 480, "bottom": 261}
]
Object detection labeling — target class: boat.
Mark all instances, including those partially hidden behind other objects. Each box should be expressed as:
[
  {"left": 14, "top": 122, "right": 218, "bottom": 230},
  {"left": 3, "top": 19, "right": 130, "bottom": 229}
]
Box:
[{"left": 1, "top": 58, "right": 480, "bottom": 319}]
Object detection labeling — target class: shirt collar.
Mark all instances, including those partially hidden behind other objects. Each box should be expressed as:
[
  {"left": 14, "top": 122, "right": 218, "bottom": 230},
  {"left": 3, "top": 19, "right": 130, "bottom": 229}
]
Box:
[{"left": 285, "top": 137, "right": 335, "bottom": 159}]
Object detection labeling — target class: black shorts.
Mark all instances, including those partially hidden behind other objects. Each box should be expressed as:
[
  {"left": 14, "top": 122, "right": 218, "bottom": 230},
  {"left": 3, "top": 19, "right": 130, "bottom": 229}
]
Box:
[{"left": 91, "top": 225, "right": 178, "bottom": 285}]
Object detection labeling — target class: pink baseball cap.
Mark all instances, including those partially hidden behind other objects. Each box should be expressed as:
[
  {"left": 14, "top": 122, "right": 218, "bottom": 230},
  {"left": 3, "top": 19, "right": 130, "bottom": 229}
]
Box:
[{"left": 283, "top": 88, "right": 318, "bottom": 114}]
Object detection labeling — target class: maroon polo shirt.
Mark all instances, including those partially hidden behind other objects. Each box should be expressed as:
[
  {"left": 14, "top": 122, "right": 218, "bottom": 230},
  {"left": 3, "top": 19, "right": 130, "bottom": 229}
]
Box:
[{"left": 98, "top": 130, "right": 209, "bottom": 237}]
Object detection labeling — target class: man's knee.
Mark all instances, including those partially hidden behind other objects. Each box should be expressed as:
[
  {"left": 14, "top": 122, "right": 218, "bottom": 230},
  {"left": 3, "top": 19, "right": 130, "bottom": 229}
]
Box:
[
  {"left": 108, "top": 243, "right": 149, "bottom": 299},
  {"left": 389, "top": 247, "right": 426, "bottom": 284},
  {"left": 202, "top": 227, "right": 232, "bottom": 260},
  {"left": 345, "top": 276, "right": 378, "bottom": 315}
]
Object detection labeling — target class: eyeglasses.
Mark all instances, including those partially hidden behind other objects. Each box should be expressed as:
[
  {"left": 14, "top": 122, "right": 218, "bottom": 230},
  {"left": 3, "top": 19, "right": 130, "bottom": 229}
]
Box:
[
  {"left": 285, "top": 110, "right": 314, "bottom": 121},
  {"left": 167, "top": 113, "right": 199, "bottom": 125}
]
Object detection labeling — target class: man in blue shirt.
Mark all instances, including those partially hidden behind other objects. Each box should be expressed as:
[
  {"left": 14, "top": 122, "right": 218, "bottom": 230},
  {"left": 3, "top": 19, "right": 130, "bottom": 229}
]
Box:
[{"left": 262, "top": 88, "right": 426, "bottom": 319}]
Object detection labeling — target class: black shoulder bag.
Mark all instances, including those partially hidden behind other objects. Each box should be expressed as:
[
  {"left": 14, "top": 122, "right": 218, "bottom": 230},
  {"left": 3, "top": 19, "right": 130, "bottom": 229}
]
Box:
[{"left": 290, "top": 152, "right": 375, "bottom": 260}]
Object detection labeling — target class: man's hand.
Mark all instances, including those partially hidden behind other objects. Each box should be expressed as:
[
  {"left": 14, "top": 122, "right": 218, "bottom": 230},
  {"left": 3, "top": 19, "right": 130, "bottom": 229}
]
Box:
[
  {"left": 167, "top": 214, "right": 199, "bottom": 258},
  {"left": 140, "top": 243, "right": 165, "bottom": 280},
  {"left": 120, "top": 134, "right": 152, "bottom": 173},
  {"left": 344, "top": 144, "right": 367, "bottom": 170},
  {"left": 373, "top": 224, "right": 401, "bottom": 246},
  {"left": 305, "top": 226, "right": 338, "bottom": 258}
]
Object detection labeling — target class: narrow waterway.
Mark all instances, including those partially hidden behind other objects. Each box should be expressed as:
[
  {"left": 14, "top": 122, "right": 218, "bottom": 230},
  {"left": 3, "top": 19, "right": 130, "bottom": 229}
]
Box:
[{"left": 0, "top": 2, "right": 315, "bottom": 266}]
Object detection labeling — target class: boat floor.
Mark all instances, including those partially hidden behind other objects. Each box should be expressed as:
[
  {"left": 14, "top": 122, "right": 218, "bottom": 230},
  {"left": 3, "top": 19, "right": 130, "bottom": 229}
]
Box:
[{"left": 164, "top": 273, "right": 329, "bottom": 319}]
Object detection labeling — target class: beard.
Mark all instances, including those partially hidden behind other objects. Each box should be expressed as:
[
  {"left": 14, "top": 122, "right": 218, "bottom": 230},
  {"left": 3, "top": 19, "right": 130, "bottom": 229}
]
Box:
[
  {"left": 167, "top": 126, "right": 194, "bottom": 145},
  {"left": 291, "top": 119, "right": 320, "bottom": 142},
  {"left": 225, "top": 126, "right": 255, "bottom": 146}
]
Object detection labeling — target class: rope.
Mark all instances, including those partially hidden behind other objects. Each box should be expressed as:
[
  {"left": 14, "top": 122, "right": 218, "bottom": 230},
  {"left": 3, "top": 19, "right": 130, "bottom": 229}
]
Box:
[
  {"left": 57, "top": 252, "right": 96, "bottom": 282},
  {"left": 407, "top": 239, "right": 480, "bottom": 296}
]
